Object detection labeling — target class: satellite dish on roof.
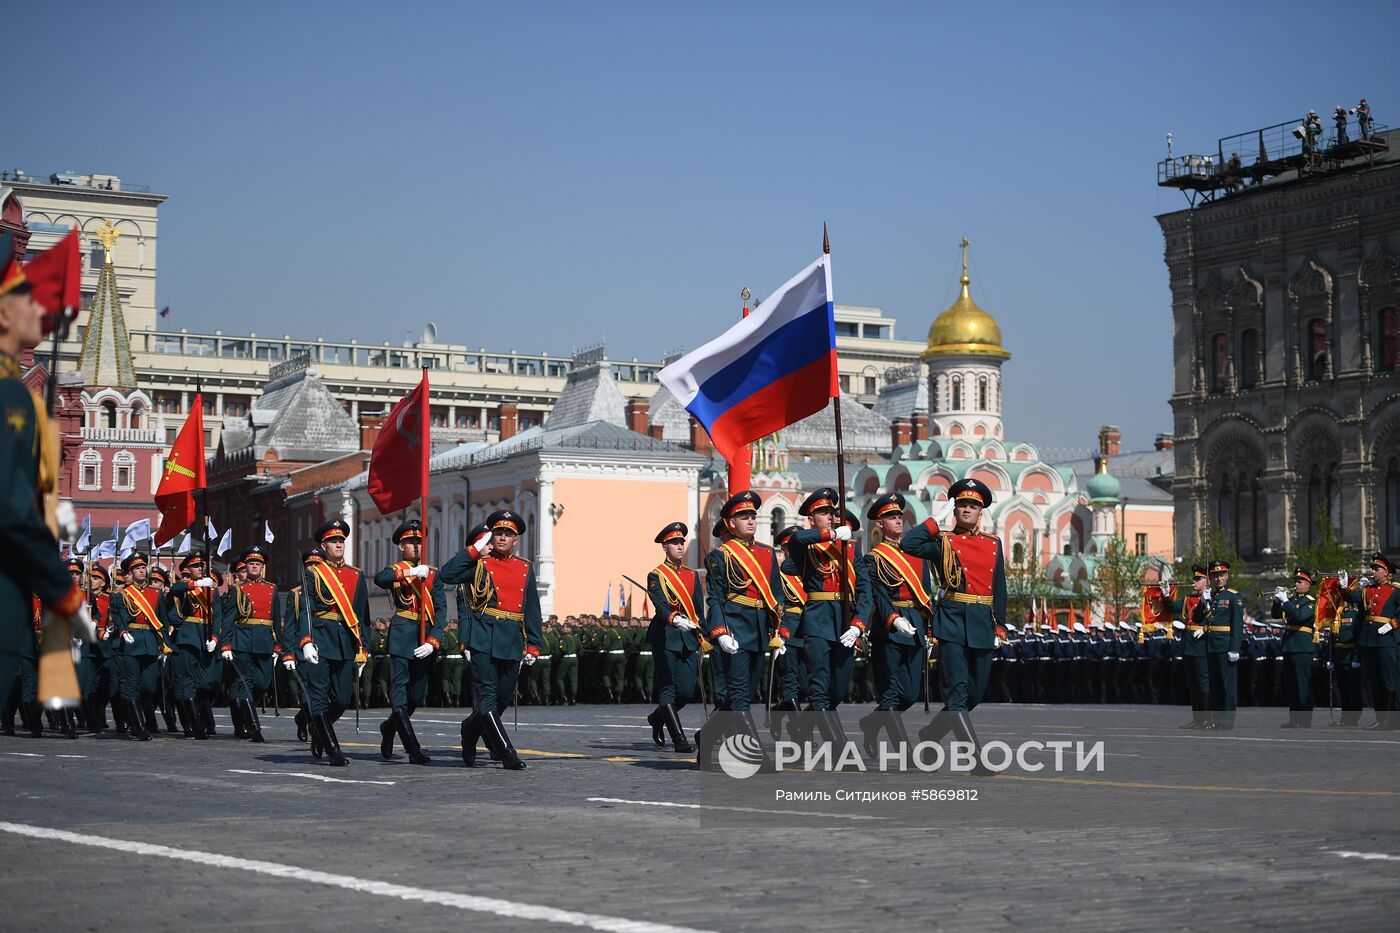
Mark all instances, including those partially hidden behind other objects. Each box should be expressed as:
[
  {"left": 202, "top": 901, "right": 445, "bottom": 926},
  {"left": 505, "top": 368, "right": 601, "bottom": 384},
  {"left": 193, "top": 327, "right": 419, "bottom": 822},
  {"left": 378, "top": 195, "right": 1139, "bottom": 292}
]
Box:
[{"left": 421, "top": 322, "right": 438, "bottom": 344}]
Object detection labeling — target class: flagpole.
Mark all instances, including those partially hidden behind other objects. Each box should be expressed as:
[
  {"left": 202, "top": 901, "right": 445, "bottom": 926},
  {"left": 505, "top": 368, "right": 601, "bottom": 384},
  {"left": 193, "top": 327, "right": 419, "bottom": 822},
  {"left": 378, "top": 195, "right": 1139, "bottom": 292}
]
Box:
[
  {"left": 418, "top": 365, "right": 429, "bottom": 647},
  {"left": 825, "top": 224, "right": 854, "bottom": 651},
  {"left": 196, "top": 379, "right": 212, "bottom": 621}
]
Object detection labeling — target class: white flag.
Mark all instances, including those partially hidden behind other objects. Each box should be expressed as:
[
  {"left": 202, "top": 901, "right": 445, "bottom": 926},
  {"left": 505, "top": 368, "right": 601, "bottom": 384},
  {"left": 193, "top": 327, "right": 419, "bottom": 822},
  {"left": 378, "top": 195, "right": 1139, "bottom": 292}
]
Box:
[
  {"left": 176, "top": 535, "right": 191, "bottom": 556},
  {"left": 264, "top": 520, "right": 275, "bottom": 543},
  {"left": 206, "top": 516, "right": 217, "bottom": 543},
  {"left": 93, "top": 538, "right": 116, "bottom": 560},
  {"left": 121, "top": 518, "right": 152, "bottom": 552},
  {"left": 217, "top": 527, "right": 233, "bottom": 556},
  {"left": 75, "top": 515, "right": 92, "bottom": 555}
]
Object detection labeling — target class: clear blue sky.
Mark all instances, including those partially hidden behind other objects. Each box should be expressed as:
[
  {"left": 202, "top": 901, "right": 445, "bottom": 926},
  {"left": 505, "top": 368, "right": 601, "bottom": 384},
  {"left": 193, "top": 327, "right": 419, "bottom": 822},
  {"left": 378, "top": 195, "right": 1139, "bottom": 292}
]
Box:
[{"left": 11, "top": 0, "right": 1396, "bottom": 452}]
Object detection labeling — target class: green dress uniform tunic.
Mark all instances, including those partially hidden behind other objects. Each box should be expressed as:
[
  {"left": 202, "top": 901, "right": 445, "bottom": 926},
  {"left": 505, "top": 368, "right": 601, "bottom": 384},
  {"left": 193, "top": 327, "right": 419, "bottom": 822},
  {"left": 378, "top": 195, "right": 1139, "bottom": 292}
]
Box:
[
  {"left": 1344, "top": 582, "right": 1400, "bottom": 728},
  {"left": 221, "top": 579, "right": 283, "bottom": 704},
  {"left": 1202, "top": 588, "right": 1245, "bottom": 728},
  {"left": 646, "top": 561, "right": 704, "bottom": 709},
  {"left": 168, "top": 578, "right": 223, "bottom": 703},
  {"left": 785, "top": 528, "right": 871, "bottom": 710},
  {"left": 291, "top": 560, "right": 370, "bottom": 721},
  {"left": 372, "top": 560, "right": 447, "bottom": 711},
  {"left": 703, "top": 538, "right": 784, "bottom": 713},
  {"left": 864, "top": 541, "right": 934, "bottom": 711}
]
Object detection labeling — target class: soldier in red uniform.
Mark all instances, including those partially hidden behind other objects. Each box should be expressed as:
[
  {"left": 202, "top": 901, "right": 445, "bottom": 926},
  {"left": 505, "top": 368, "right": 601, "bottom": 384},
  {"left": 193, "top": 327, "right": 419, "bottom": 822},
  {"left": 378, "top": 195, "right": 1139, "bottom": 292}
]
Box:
[
  {"left": 110, "top": 554, "right": 170, "bottom": 741},
  {"left": 219, "top": 545, "right": 282, "bottom": 743},
  {"left": 645, "top": 521, "right": 703, "bottom": 753},
  {"left": 441, "top": 509, "right": 542, "bottom": 771},
  {"left": 372, "top": 519, "right": 446, "bottom": 765},
  {"left": 900, "top": 478, "right": 1005, "bottom": 773},
  {"left": 1341, "top": 554, "right": 1400, "bottom": 730}
]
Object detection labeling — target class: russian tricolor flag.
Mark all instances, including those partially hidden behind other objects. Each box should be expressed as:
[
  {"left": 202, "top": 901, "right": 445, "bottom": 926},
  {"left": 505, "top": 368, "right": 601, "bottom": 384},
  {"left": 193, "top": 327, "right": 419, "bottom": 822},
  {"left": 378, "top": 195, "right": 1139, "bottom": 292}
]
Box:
[{"left": 659, "top": 254, "right": 836, "bottom": 462}]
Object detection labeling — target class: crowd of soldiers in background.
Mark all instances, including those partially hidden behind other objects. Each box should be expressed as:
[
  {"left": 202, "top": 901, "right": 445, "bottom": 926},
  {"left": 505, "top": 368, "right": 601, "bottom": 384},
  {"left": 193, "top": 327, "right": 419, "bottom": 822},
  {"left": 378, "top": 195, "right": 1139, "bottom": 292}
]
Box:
[{"left": 10, "top": 604, "right": 1374, "bottom": 739}]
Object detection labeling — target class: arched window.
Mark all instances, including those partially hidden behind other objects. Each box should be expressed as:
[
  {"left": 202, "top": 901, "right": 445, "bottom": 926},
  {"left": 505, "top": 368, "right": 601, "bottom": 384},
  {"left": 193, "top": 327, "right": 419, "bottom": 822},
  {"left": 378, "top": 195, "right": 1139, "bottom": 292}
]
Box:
[
  {"left": 1211, "top": 333, "right": 1230, "bottom": 392},
  {"left": 951, "top": 375, "right": 962, "bottom": 410},
  {"left": 770, "top": 507, "right": 786, "bottom": 544},
  {"left": 1306, "top": 318, "right": 1327, "bottom": 382},
  {"left": 101, "top": 400, "right": 117, "bottom": 429},
  {"left": 1012, "top": 541, "right": 1025, "bottom": 566},
  {"left": 129, "top": 403, "right": 144, "bottom": 430},
  {"left": 977, "top": 375, "right": 989, "bottom": 411},
  {"left": 1386, "top": 458, "right": 1400, "bottom": 550},
  {"left": 78, "top": 450, "right": 102, "bottom": 491},
  {"left": 1239, "top": 329, "right": 1259, "bottom": 389},
  {"left": 931, "top": 376, "right": 941, "bottom": 413},
  {"left": 1379, "top": 308, "right": 1398, "bottom": 373}
]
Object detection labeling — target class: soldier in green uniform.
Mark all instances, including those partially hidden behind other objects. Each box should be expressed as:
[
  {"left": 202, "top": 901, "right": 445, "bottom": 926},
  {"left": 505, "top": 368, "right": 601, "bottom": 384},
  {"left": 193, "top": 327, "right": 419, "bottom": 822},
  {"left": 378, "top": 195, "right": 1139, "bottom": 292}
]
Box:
[
  {"left": 645, "top": 521, "right": 703, "bottom": 752},
  {"left": 1170, "top": 566, "right": 1211, "bottom": 728},
  {"left": 600, "top": 619, "right": 626, "bottom": 703},
  {"left": 440, "top": 509, "right": 542, "bottom": 770},
  {"left": 289, "top": 519, "right": 371, "bottom": 766},
  {"left": 438, "top": 621, "right": 465, "bottom": 706},
  {"left": 530, "top": 621, "right": 557, "bottom": 705},
  {"left": 1201, "top": 560, "right": 1244, "bottom": 730},
  {"left": 147, "top": 566, "right": 181, "bottom": 734},
  {"left": 901, "top": 478, "right": 1005, "bottom": 771},
  {"left": 554, "top": 620, "right": 580, "bottom": 705},
  {"left": 1341, "top": 554, "right": 1400, "bottom": 730},
  {"left": 773, "top": 525, "right": 806, "bottom": 715},
  {"left": 372, "top": 519, "right": 446, "bottom": 765},
  {"left": 219, "top": 546, "right": 281, "bottom": 743},
  {"left": 1331, "top": 592, "right": 1364, "bottom": 727},
  {"left": 281, "top": 547, "right": 323, "bottom": 742},
  {"left": 694, "top": 491, "right": 784, "bottom": 770},
  {"left": 1271, "top": 567, "right": 1318, "bottom": 728},
  {"left": 109, "top": 554, "right": 169, "bottom": 741},
  {"left": 0, "top": 240, "right": 93, "bottom": 737},
  {"left": 168, "top": 554, "right": 222, "bottom": 737}
]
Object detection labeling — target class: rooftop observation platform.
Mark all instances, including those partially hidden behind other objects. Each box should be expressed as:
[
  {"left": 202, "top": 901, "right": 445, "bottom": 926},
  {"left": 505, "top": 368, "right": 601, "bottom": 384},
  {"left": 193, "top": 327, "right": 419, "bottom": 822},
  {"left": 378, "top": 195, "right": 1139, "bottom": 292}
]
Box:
[{"left": 1157, "top": 115, "right": 1390, "bottom": 206}]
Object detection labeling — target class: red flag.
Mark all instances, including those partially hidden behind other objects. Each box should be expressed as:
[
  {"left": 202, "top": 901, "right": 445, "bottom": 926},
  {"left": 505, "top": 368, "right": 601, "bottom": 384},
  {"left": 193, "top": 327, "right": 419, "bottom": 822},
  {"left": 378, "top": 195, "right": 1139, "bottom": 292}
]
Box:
[
  {"left": 154, "top": 395, "right": 207, "bottom": 546},
  {"left": 24, "top": 228, "right": 81, "bottom": 334},
  {"left": 367, "top": 370, "right": 430, "bottom": 514}
]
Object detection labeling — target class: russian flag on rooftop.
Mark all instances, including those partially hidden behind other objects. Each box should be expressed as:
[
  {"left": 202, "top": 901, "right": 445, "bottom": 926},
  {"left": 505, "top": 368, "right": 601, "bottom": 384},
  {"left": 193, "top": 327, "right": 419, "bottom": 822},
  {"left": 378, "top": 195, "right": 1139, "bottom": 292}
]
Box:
[{"left": 659, "top": 254, "right": 837, "bottom": 463}]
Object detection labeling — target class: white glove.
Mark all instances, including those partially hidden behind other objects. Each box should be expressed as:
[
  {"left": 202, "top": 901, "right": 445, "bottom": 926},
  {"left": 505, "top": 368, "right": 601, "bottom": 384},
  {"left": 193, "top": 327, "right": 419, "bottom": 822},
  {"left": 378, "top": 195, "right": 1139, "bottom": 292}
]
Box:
[
  {"left": 892, "top": 617, "right": 917, "bottom": 637},
  {"left": 413, "top": 642, "right": 435, "bottom": 659},
  {"left": 405, "top": 564, "right": 430, "bottom": 579},
  {"left": 195, "top": 577, "right": 216, "bottom": 588},
  {"left": 1273, "top": 587, "right": 1288, "bottom": 602},
  {"left": 55, "top": 500, "right": 79, "bottom": 541},
  {"left": 718, "top": 634, "right": 739, "bottom": 654},
  {"left": 64, "top": 604, "right": 97, "bottom": 643},
  {"left": 1192, "top": 628, "right": 1205, "bottom": 639},
  {"left": 356, "top": 662, "right": 365, "bottom": 678},
  {"left": 1350, "top": 658, "right": 1361, "bottom": 670},
  {"left": 463, "top": 649, "right": 471, "bottom": 662},
  {"left": 1359, "top": 576, "right": 1373, "bottom": 589},
  {"left": 282, "top": 656, "right": 297, "bottom": 670},
  {"left": 205, "top": 638, "right": 217, "bottom": 653},
  {"left": 121, "top": 631, "right": 135, "bottom": 644},
  {"left": 833, "top": 525, "right": 851, "bottom": 542},
  {"left": 1202, "top": 588, "right": 1212, "bottom": 602},
  {"left": 1227, "top": 650, "right": 1240, "bottom": 663},
  {"left": 1338, "top": 571, "right": 1349, "bottom": 588},
  {"left": 673, "top": 616, "right": 699, "bottom": 631},
  {"left": 303, "top": 642, "right": 320, "bottom": 664},
  {"left": 471, "top": 531, "right": 492, "bottom": 553},
  {"left": 521, "top": 651, "right": 537, "bottom": 667},
  {"left": 994, "top": 636, "right": 1005, "bottom": 648},
  {"left": 1379, "top": 623, "right": 1394, "bottom": 636},
  {"left": 772, "top": 638, "right": 786, "bottom": 658},
  {"left": 934, "top": 500, "right": 955, "bottom": 527},
  {"left": 839, "top": 625, "right": 861, "bottom": 648},
  {"left": 220, "top": 649, "right": 233, "bottom": 661}
]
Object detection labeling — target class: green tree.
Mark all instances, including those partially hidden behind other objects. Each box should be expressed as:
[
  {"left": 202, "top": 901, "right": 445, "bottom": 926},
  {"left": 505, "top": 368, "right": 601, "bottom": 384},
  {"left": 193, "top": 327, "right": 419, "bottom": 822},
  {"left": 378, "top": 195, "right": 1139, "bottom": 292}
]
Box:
[
  {"left": 1294, "top": 504, "right": 1356, "bottom": 578},
  {"left": 1005, "top": 546, "right": 1057, "bottom": 627},
  {"left": 1177, "top": 526, "right": 1260, "bottom": 615},
  {"left": 1088, "top": 536, "right": 1145, "bottom": 624}
]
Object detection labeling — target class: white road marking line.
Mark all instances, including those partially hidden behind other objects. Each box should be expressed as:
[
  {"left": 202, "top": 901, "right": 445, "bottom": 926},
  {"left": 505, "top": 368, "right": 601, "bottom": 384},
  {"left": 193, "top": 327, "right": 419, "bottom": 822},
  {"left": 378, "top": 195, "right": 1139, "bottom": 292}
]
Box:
[
  {"left": 1096, "top": 733, "right": 1400, "bottom": 746},
  {"left": 4, "top": 752, "right": 42, "bottom": 757},
  {"left": 0, "top": 821, "right": 712, "bottom": 933},
  {"left": 55, "top": 755, "right": 87, "bottom": 759},
  {"left": 414, "top": 719, "right": 638, "bottom": 730},
  {"left": 228, "top": 769, "right": 396, "bottom": 786},
  {"left": 587, "top": 796, "right": 887, "bottom": 822},
  {"left": 1325, "top": 849, "right": 1400, "bottom": 862}
]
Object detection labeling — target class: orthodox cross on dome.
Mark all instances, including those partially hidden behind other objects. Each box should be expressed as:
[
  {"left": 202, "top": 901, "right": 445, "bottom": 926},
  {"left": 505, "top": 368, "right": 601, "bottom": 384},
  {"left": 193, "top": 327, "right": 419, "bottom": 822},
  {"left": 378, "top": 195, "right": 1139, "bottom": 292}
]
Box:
[{"left": 960, "top": 236, "right": 970, "bottom": 280}]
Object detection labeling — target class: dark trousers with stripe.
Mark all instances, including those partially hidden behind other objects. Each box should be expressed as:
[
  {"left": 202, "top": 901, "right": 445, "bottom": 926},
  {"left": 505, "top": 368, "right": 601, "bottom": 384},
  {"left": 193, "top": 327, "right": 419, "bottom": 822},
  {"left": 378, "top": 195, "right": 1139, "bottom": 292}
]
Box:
[
  {"left": 471, "top": 653, "right": 520, "bottom": 715},
  {"left": 939, "top": 643, "right": 992, "bottom": 712},
  {"left": 802, "top": 636, "right": 853, "bottom": 710},
  {"left": 652, "top": 646, "right": 697, "bottom": 709},
  {"left": 228, "top": 653, "right": 273, "bottom": 704},
  {"left": 1207, "top": 652, "right": 1237, "bottom": 715},
  {"left": 118, "top": 654, "right": 160, "bottom": 704},
  {"left": 718, "top": 648, "right": 762, "bottom": 712},
  {"left": 1282, "top": 651, "right": 1313, "bottom": 711},
  {"left": 1183, "top": 654, "right": 1210, "bottom": 715},
  {"left": 877, "top": 639, "right": 923, "bottom": 711},
  {"left": 389, "top": 655, "right": 433, "bottom": 712},
  {"left": 303, "top": 657, "right": 355, "bottom": 720},
  {"left": 1358, "top": 645, "right": 1399, "bottom": 712}
]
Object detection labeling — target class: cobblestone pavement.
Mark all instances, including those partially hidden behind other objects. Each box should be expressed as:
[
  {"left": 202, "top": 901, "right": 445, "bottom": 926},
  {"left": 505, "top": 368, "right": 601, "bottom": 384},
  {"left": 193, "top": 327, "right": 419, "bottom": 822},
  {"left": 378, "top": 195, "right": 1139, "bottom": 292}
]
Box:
[{"left": 2, "top": 703, "right": 1397, "bottom": 931}]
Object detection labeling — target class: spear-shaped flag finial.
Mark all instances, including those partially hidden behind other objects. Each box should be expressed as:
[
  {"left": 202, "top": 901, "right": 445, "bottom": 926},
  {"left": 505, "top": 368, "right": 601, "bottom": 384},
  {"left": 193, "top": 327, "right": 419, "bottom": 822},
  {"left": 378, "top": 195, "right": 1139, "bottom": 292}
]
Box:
[{"left": 822, "top": 223, "right": 830, "bottom": 255}]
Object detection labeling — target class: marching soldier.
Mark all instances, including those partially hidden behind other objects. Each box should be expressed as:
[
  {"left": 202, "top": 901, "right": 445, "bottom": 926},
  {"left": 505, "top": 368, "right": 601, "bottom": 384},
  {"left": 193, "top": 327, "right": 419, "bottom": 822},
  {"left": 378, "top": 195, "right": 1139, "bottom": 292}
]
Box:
[
  {"left": 554, "top": 620, "right": 579, "bottom": 705},
  {"left": 784, "top": 488, "right": 869, "bottom": 747},
  {"left": 440, "top": 509, "right": 542, "bottom": 771},
  {"left": 147, "top": 565, "right": 180, "bottom": 735},
  {"left": 0, "top": 240, "right": 93, "bottom": 738},
  {"left": 219, "top": 545, "right": 281, "bottom": 743},
  {"left": 372, "top": 519, "right": 446, "bottom": 765},
  {"left": 84, "top": 563, "right": 116, "bottom": 733},
  {"left": 1272, "top": 567, "right": 1317, "bottom": 728},
  {"left": 281, "top": 547, "right": 324, "bottom": 741},
  {"left": 858, "top": 492, "right": 933, "bottom": 757},
  {"left": 773, "top": 525, "right": 807, "bottom": 715},
  {"left": 168, "top": 554, "right": 221, "bottom": 738},
  {"left": 1332, "top": 589, "right": 1364, "bottom": 726},
  {"left": 1171, "top": 566, "right": 1211, "bottom": 728},
  {"left": 645, "top": 521, "right": 703, "bottom": 753},
  {"left": 694, "top": 490, "right": 784, "bottom": 770},
  {"left": 1201, "top": 560, "right": 1244, "bottom": 730},
  {"left": 109, "top": 553, "right": 169, "bottom": 741},
  {"left": 291, "top": 519, "right": 370, "bottom": 766},
  {"left": 900, "top": 478, "right": 1004, "bottom": 772},
  {"left": 1341, "top": 554, "right": 1400, "bottom": 730}
]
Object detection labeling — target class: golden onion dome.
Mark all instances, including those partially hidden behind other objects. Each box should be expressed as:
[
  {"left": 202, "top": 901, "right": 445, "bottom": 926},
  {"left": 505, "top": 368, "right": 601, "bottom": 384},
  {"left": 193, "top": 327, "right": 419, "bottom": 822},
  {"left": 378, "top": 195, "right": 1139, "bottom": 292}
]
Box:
[{"left": 922, "top": 238, "right": 1011, "bottom": 361}]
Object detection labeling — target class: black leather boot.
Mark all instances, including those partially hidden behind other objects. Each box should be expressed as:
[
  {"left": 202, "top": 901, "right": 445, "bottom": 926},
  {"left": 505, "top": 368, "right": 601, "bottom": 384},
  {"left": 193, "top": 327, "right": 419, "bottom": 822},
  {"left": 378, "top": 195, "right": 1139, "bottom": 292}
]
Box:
[
  {"left": 126, "top": 699, "right": 151, "bottom": 741},
  {"left": 918, "top": 709, "right": 955, "bottom": 745},
  {"left": 380, "top": 710, "right": 398, "bottom": 760},
  {"left": 294, "top": 707, "right": 309, "bottom": 743},
  {"left": 950, "top": 712, "right": 996, "bottom": 776},
  {"left": 60, "top": 707, "right": 78, "bottom": 739},
  {"left": 481, "top": 710, "right": 525, "bottom": 770},
  {"left": 243, "top": 699, "right": 265, "bottom": 743},
  {"left": 460, "top": 714, "right": 482, "bottom": 767},
  {"left": 661, "top": 704, "right": 693, "bottom": 753},
  {"left": 647, "top": 706, "right": 666, "bottom": 747},
  {"left": 318, "top": 714, "right": 348, "bottom": 766},
  {"left": 396, "top": 710, "right": 430, "bottom": 765}
]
